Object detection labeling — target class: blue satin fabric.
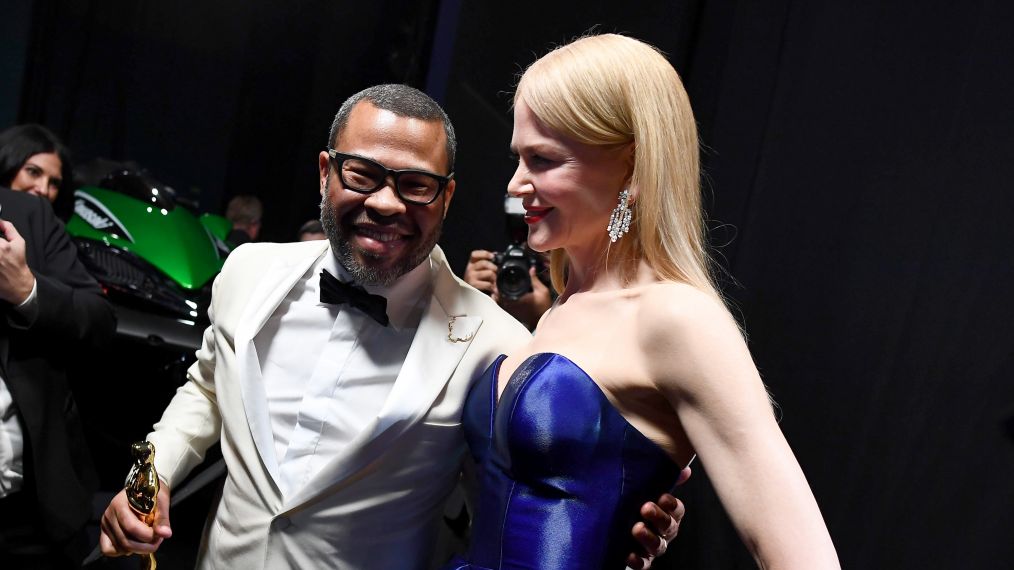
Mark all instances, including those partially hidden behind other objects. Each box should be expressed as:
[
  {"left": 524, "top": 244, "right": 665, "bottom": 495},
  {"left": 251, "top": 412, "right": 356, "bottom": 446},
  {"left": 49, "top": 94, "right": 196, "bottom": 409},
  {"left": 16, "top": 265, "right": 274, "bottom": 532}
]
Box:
[{"left": 443, "top": 353, "right": 681, "bottom": 570}]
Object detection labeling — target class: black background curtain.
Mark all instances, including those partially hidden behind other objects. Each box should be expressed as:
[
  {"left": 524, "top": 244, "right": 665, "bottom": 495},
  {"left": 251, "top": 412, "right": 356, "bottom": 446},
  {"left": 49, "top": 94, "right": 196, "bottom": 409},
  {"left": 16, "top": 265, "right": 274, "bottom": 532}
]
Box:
[
  {"left": 9, "top": 0, "right": 1014, "bottom": 568},
  {"left": 15, "top": 0, "right": 439, "bottom": 239},
  {"left": 689, "top": 2, "right": 1014, "bottom": 568}
]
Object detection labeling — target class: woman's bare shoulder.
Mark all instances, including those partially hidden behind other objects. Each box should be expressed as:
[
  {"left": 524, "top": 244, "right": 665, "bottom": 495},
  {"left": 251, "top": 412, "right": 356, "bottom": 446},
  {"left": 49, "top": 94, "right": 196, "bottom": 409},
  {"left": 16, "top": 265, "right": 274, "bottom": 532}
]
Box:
[
  {"left": 636, "top": 282, "right": 735, "bottom": 334},
  {"left": 636, "top": 283, "right": 747, "bottom": 388}
]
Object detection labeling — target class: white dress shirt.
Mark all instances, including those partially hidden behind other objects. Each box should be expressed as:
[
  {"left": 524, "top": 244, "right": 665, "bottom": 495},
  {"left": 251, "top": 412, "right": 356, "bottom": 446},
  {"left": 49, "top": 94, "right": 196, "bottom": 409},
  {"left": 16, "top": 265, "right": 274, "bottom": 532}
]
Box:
[
  {"left": 0, "top": 279, "right": 39, "bottom": 497},
  {"left": 254, "top": 254, "right": 431, "bottom": 498}
]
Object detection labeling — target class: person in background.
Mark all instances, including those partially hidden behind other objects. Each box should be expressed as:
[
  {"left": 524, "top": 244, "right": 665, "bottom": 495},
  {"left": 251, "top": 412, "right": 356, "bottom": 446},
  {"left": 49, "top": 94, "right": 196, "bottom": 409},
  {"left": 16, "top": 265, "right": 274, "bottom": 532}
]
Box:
[
  {"left": 297, "top": 218, "right": 326, "bottom": 241},
  {"left": 463, "top": 248, "right": 551, "bottom": 330},
  {"left": 225, "top": 194, "right": 263, "bottom": 247},
  {"left": 0, "top": 186, "right": 116, "bottom": 567},
  {"left": 0, "top": 124, "right": 74, "bottom": 219}
]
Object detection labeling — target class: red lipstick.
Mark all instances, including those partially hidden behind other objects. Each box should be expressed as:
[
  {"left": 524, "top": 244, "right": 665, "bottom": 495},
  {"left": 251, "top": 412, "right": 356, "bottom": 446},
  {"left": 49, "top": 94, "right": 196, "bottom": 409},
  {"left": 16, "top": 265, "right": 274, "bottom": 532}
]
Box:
[{"left": 524, "top": 207, "right": 552, "bottom": 224}]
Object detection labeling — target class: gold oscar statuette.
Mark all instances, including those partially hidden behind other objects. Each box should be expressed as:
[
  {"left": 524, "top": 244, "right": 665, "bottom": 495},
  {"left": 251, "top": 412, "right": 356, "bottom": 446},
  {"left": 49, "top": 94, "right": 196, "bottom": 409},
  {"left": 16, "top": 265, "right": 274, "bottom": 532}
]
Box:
[{"left": 125, "top": 441, "right": 160, "bottom": 570}]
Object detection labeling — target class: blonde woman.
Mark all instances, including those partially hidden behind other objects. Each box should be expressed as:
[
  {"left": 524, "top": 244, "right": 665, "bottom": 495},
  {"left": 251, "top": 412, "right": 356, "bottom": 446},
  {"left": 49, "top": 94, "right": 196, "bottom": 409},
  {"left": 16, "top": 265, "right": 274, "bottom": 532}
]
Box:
[{"left": 444, "top": 34, "right": 840, "bottom": 569}]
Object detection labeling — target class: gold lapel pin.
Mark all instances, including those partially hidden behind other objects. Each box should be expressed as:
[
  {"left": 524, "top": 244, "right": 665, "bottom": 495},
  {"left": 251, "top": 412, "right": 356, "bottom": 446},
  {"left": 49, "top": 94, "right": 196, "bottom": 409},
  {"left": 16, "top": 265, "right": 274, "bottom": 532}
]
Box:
[{"left": 447, "top": 316, "right": 475, "bottom": 343}]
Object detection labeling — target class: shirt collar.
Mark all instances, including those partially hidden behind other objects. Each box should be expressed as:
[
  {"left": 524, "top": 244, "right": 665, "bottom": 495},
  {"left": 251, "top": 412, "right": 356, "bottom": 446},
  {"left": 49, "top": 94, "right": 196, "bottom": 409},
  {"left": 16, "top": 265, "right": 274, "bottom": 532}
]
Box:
[{"left": 323, "top": 253, "right": 432, "bottom": 331}]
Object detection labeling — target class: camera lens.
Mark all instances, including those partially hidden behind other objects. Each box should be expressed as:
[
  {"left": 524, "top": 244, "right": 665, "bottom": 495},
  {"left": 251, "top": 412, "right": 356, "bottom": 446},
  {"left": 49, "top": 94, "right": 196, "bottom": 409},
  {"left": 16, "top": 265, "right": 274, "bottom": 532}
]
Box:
[
  {"left": 498, "top": 261, "right": 531, "bottom": 301},
  {"left": 496, "top": 245, "right": 533, "bottom": 301}
]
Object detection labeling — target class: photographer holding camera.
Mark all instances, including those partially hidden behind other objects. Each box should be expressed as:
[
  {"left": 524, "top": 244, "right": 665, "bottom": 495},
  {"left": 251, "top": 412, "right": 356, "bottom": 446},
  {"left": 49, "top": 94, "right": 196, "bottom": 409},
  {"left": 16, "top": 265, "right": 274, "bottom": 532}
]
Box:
[{"left": 463, "top": 197, "right": 553, "bottom": 330}]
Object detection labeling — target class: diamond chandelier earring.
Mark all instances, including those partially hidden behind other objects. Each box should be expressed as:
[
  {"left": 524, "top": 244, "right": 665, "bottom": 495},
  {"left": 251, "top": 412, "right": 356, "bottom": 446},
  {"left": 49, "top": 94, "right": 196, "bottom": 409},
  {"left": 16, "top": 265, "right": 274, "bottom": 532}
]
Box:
[{"left": 606, "top": 188, "right": 632, "bottom": 242}]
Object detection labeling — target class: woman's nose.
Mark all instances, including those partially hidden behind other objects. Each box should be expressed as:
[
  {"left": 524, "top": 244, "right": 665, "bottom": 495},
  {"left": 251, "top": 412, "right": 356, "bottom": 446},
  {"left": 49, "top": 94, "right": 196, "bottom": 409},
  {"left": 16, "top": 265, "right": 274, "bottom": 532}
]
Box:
[
  {"left": 507, "top": 168, "right": 534, "bottom": 198},
  {"left": 30, "top": 177, "right": 48, "bottom": 195}
]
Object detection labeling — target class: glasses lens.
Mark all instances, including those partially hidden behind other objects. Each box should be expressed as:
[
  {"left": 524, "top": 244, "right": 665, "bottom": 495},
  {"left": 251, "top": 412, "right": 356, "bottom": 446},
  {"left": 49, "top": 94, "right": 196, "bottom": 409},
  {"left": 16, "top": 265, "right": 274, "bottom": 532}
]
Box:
[
  {"left": 397, "top": 172, "right": 441, "bottom": 203},
  {"left": 341, "top": 157, "right": 385, "bottom": 191}
]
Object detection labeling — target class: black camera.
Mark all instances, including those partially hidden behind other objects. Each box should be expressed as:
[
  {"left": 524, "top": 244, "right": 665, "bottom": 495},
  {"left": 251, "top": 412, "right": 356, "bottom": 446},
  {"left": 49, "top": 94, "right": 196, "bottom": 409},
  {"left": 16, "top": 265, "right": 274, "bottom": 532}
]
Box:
[
  {"left": 493, "top": 196, "right": 543, "bottom": 301},
  {"left": 493, "top": 244, "right": 542, "bottom": 301}
]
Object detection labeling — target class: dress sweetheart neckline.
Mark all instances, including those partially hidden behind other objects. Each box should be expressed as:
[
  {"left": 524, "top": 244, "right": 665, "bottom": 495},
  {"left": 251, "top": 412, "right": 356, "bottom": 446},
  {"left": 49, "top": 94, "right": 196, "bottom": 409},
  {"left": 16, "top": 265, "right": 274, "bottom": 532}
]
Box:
[
  {"left": 491, "top": 352, "right": 589, "bottom": 401},
  {"left": 485, "top": 352, "right": 684, "bottom": 468},
  {"left": 490, "top": 351, "right": 614, "bottom": 404}
]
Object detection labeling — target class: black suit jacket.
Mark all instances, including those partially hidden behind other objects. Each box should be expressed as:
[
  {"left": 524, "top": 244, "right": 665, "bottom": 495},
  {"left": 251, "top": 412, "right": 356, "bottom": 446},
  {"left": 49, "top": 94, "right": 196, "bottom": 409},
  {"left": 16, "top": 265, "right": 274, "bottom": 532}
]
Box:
[{"left": 0, "top": 187, "right": 116, "bottom": 545}]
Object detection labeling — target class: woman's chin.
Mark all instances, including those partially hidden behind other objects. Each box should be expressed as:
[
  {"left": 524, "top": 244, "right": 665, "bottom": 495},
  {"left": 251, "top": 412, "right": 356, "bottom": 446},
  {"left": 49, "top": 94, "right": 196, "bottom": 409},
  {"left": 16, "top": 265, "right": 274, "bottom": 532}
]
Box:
[
  {"left": 524, "top": 227, "right": 554, "bottom": 251},
  {"left": 526, "top": 237, "right": 554, "bottom": 253}
]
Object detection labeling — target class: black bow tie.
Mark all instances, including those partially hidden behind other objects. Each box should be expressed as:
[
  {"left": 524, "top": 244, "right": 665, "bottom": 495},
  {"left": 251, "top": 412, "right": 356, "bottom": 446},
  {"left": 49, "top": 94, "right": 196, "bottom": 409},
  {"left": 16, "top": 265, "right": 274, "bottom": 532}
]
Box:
[{"left": 319, "top": 269, "right": 389, "bottom": 326}]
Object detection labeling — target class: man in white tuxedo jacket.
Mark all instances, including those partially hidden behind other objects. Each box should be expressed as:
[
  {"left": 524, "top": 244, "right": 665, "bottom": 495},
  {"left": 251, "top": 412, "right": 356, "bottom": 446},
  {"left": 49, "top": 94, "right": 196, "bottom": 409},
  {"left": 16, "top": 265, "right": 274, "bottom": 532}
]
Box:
[
  {"left": 99, "top": 84, "right": 680, "bottom": 569},
  {"left": 95, "top": 83, "right": 532, "bottom": 569}
]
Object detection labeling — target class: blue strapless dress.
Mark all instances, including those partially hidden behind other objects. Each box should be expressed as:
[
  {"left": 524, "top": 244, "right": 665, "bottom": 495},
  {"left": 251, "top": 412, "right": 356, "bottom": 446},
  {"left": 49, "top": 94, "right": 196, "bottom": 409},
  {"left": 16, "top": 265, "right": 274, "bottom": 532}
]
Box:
[{"left": 442, "top": 353, "right": 682, "bottom": 570}]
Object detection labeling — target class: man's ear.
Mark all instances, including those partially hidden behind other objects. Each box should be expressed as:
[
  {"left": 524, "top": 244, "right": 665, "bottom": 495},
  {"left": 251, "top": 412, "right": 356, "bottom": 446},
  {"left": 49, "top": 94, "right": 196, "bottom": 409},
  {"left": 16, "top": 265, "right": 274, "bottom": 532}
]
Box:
[
  {"left": 318, "top": 151, "right": 330, "bottom": 196},
  {"left": 441, "top": 180, "right": 456, "bottom": 218}
]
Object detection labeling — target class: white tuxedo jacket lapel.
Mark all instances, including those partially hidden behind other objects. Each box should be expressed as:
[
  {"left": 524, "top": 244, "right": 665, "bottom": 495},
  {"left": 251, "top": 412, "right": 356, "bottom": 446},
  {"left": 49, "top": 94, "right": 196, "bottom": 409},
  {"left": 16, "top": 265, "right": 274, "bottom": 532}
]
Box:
[
  {"left": 285, "top": 249, "right": 482, "bottom": 509},
  {"left": 235, "top": 241, "right": 329, "bottom": 490}
]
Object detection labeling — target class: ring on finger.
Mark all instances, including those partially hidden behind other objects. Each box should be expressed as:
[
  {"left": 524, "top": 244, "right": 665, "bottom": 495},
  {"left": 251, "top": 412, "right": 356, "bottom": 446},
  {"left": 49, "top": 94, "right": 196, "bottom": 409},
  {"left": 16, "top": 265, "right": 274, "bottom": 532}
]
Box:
[{"left": 662, "top": 515, "right": 680, "bottom": 541}]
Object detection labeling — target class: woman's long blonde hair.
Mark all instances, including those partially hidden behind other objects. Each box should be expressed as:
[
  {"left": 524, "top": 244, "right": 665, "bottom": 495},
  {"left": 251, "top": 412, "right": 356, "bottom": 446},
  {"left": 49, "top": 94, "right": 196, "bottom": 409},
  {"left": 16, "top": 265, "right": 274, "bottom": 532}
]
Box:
[{"left": 515, "top": 34, "right": 719, "bottom": 298}]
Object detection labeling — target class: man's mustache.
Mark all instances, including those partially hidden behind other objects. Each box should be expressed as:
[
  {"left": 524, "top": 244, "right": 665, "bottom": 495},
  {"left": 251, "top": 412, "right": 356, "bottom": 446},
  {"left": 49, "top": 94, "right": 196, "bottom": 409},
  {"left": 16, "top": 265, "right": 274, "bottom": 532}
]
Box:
[{"left": 344, "top": 210, "right": 412, "bottom": 233}]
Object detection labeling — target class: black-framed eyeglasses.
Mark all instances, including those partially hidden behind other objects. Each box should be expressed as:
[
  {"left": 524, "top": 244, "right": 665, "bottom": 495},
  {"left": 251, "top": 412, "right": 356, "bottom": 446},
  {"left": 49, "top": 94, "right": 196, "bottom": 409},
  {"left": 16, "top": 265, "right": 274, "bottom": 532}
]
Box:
[{"left": 327, "top": 149, "right": 453, "bottom": 206}]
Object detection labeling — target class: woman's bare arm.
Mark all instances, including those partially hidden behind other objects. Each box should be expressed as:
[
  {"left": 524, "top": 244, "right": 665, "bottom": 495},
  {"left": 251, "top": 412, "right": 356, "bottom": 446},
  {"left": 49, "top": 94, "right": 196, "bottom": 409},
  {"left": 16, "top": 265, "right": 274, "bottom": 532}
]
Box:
[{"left": 641, "top": 285, "right": 840, "bottom": 569}]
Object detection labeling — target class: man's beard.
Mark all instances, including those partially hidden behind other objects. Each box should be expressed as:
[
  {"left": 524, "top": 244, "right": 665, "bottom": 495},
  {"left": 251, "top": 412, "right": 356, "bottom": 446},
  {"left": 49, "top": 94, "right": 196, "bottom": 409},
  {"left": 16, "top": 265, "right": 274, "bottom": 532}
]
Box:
[{"left": 319, "top": 187, "right": 441, "bottom": 286}]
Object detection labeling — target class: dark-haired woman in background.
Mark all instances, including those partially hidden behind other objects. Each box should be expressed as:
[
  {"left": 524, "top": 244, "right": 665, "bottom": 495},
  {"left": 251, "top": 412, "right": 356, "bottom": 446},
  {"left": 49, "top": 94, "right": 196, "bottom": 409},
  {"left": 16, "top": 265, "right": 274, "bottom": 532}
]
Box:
[{"left": 0, "top": 124, "right": 74, "bottom": 219}]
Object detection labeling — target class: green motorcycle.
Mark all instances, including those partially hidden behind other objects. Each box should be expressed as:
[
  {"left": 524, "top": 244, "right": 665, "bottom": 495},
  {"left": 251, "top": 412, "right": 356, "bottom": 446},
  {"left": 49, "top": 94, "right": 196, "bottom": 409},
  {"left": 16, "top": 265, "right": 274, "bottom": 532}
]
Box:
[
  {"left": 66, "top": 168, "right": 234, "bottom": 490},
  {"left": 66, "top": 169, "right": 231, "bottom": 350}
]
